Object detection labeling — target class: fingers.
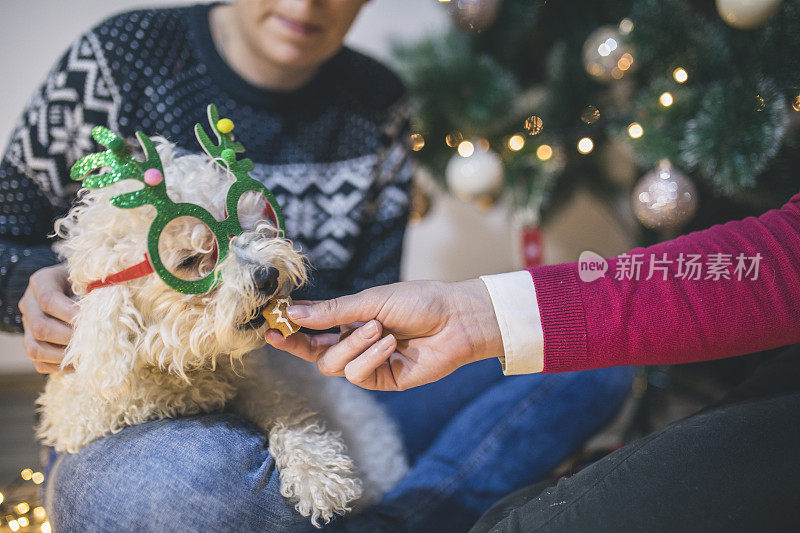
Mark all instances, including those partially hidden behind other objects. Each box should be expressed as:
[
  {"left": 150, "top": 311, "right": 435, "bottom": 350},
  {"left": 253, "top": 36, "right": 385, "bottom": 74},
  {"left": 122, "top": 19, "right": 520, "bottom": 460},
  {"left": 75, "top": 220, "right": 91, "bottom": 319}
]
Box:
[
  {"left": 33, "top": 361, "right": 63, "bottom": 374},
  {"left": 287, "top": 291, "right": 383, "bottom": 331},
  {"left": 315, "top": 320, "right": 384, "bottom": 377},
  {"left": 23, "top": 330, "right": 66, "bottom": 367},
  {"left": 265, "top": 330, "right": 340, "bottom": 362},
  {"left": 24, "top": 311, "right": 73, "bottom": 346},
  {"left": 343, "top": 334, "right": 398, "bottom": 388},
  {"left": 34, "top": 285, "right": 78, "bottom": 325}
]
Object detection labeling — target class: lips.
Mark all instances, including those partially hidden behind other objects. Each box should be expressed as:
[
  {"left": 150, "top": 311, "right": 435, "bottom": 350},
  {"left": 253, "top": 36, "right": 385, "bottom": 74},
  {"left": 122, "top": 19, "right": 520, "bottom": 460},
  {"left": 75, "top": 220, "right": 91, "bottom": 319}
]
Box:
[{"left": 275, "top": 15, "right": 321, "bottom": 36}]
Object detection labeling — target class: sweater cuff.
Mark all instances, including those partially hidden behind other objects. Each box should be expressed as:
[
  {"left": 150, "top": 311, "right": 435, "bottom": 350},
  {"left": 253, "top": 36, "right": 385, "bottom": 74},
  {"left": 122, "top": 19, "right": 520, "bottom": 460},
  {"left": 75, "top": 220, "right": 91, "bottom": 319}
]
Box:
[
  {"left": 1, "top": 246, "right": 60, "bottom": 332},
  {"left": 528, "top": 263, "right": 589, "bottom": 373}
]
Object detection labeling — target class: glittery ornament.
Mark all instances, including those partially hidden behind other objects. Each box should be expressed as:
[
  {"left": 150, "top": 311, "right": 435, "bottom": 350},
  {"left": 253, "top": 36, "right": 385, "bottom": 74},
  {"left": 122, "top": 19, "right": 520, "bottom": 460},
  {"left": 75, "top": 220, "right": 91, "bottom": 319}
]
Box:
[
  {"left": 524, "top": 115, "right": 543, "bottom": 135},
  {"left": 632, "top": 160, "right": 698, "bottom": 230},
  {"left": 448, "top": 0, "right": 502, "bottom": 32},
  {"left": 70, "top": 104, "right": 285, "bottom": 294},
  {"left": 445, "top": 142, "right": 503, "bottom": 200},
  {"left": 583, "top": 26, "right": 635, "bottom": 82},
  {"left": 716, "top": 0, "right": 782, "bottom": 29}
]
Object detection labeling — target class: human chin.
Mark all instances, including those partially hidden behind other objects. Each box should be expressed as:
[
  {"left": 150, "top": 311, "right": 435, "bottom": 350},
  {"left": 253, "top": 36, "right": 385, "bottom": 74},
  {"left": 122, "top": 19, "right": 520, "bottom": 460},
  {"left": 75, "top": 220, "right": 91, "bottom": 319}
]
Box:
[{"left": 260, "top": 35, "right": 331, "bottom": 71}]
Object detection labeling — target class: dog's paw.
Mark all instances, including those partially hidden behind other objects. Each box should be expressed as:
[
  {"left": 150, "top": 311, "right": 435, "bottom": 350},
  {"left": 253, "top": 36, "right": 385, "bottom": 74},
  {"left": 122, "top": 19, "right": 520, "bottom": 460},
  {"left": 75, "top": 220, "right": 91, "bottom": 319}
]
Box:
[{"left": 270, "top": 422, "right": 362, "bottom": 528}]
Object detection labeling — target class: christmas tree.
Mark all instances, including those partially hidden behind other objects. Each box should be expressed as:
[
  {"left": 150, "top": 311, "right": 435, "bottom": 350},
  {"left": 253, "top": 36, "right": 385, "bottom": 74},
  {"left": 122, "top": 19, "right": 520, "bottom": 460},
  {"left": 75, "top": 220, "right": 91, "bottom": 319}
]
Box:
[{"left": 397, "top": 0, "right": 800, "bottom": 248}]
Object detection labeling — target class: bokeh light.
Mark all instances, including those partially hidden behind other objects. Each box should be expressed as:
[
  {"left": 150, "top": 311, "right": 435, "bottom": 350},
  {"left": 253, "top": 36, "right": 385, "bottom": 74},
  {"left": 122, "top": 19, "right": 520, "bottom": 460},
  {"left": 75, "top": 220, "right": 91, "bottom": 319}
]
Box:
[
  {"left": 628, "top": 122, "right": 644, "bottom": 138},
  {"left": 577, "top": 137, "right": 594, "bottom": 154},
  {"left": 457, "top": 140, "right": 475, "bottom": 157},
  {"left": 536, "top": 144, "right": 553, "bottom": 161},
  {"left": 659, "top": 92, "right": 674, "bottom": 107},
  {"left": 508, "top": 134, "right": 525, "bottom": 151},
  {"left": 673, "top": 67, "right": 688, "bottom": 83}
]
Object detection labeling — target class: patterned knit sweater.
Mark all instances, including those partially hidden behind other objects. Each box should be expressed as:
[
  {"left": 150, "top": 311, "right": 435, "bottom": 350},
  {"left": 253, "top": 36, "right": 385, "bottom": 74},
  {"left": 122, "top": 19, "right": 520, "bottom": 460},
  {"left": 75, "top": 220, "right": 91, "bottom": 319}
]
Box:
[{"left": 0, "top": 3, "right": 412, "bottom": 332}]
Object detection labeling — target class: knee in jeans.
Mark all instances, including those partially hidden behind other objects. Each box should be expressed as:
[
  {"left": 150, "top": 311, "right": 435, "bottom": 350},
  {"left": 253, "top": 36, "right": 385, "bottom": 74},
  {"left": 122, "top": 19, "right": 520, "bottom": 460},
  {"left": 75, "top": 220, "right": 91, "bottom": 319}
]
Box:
[{"left": 45, "top": 414, "right": 308, "bottom": 531}]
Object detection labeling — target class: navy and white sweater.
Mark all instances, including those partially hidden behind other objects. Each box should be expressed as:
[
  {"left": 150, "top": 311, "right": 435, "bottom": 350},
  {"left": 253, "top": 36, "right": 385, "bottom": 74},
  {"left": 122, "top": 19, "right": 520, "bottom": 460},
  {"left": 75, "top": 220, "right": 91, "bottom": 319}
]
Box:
[{"left": 0, "top": 3, "right": 412, "bottom": 332}]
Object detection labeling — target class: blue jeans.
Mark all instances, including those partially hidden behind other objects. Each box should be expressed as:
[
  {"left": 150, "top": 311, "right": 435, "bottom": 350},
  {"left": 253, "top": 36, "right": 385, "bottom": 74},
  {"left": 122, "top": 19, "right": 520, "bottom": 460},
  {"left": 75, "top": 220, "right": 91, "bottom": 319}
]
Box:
[{"left": 44, "top": 361, "right": 632, "bottom": 532}]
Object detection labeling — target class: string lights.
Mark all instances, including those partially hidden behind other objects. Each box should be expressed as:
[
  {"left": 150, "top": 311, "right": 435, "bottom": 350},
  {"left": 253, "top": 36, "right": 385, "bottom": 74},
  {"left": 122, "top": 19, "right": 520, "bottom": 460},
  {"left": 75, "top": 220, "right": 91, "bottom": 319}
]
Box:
[{"left": 0, "top": 468, "right": 49, "bottom": 533}]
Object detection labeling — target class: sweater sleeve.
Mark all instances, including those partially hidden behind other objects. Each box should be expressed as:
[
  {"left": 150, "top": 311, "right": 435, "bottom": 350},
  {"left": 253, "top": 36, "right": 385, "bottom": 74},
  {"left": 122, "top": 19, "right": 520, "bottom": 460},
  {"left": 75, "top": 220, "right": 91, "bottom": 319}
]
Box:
[
  {"left": 530, "top": 192, "right": 800, "bottom": 373},
  {"left": 0, "top": 30, "right": 120, "bottom": 332}
]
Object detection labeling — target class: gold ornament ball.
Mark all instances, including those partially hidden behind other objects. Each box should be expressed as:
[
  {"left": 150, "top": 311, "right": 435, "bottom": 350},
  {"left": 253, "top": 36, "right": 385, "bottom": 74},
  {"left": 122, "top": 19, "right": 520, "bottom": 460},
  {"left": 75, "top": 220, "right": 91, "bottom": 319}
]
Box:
[
  {"left": 583, "top": 26, "right": 635, "bottom": 82},
  {"left": 524, "top": 115, "right": 543, "bottom": 135},
  {"left": 716, "top": 0, "right": 782, "bottom": 29},
  {"left": 632, "top": 160, "right": 698, "bottom": 230}
]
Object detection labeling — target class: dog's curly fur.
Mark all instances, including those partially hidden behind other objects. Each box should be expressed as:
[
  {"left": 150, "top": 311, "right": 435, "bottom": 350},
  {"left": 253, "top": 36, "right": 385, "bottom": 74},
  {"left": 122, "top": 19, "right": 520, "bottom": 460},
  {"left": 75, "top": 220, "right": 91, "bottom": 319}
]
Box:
[{"left": 36, "top": 139, "right": 408, "bottom": 526}]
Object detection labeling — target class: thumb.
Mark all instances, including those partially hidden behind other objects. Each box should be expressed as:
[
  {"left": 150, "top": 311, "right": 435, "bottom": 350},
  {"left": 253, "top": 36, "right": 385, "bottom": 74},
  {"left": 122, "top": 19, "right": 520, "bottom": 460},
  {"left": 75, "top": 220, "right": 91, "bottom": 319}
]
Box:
[{"left": 287, "top": 291, "right": 381, "bottom": 331}]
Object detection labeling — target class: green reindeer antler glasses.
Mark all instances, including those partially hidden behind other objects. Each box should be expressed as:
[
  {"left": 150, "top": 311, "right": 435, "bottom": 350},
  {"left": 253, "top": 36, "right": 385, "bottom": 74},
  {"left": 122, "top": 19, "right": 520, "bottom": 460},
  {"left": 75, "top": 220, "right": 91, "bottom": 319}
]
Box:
[{"left": 71, "top": 104, "right": 285, "bottom": 294}]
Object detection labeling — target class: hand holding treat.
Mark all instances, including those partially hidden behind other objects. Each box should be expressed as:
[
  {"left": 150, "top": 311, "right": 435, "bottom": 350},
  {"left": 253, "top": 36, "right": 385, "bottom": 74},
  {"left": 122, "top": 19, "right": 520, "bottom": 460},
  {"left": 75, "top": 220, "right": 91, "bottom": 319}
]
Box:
[{"left": 264, "top": 297, "right": 300, "bottom": 337}]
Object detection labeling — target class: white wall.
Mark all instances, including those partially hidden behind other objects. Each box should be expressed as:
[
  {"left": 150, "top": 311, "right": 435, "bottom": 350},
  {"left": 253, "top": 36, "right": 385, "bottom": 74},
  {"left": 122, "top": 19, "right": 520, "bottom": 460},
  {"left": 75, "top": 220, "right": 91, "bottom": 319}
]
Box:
[{"left": 0, "top": 0, "right": 633, "bottom": 373}]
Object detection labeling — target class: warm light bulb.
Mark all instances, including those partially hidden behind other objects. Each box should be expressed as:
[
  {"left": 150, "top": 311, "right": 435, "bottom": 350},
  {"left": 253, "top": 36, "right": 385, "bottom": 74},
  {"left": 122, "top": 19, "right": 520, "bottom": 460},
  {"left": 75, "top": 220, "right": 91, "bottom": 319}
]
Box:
[
  {"left": 16, "top": 502, "right": 30, "bottom": 514},
  {"left": 41, "top": 522, "right": 52, "bottom": 533},
  {"left": 508, "top": 134, "right": 525, "bottom": 151},
  {"left": 457, "top": 141, "right": 474, "bottom": 158},
  {"left": 673, "top": 68, "right": 688, "bottom": 83},
  {"left": 21, "top": 468, "right": 33, "bottom": 481},
  {"left": 577, "top": 137, "right": 594, "bottom": 154},
  {"left": 659, "top": 92, "right": 674, "bottom": 107},
  {"left": 31, "top": 472, "right": 45, "bottom": 485},
  {"left": 536, "top": 144, "right": 553, "bottom": 161},
  {"left": 18, "top": 517, "right": 30, "bottom": 528},
  {"left": 9, "top": 519, "right": 20, "bottom": 532},
  {"left": 628, "top": 123, "right": 644, "bottom": 139}
]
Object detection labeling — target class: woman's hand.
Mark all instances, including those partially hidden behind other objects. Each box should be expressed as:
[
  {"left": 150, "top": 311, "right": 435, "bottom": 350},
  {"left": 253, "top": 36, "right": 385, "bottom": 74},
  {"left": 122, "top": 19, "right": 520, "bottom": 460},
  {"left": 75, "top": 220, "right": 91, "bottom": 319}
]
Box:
[
  {"left": 265, "top": 279, "right": 504, "bottom": 391},
  {"left": 18, "top": 263, "right": 77, "bottom": 373}
]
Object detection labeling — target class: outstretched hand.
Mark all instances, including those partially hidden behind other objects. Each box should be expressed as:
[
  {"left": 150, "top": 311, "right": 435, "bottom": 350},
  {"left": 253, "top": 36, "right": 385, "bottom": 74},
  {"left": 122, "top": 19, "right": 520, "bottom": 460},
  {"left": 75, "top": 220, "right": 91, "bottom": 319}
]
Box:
[{"left": 265, "top": 279, "right": 504, "bottom": 391}]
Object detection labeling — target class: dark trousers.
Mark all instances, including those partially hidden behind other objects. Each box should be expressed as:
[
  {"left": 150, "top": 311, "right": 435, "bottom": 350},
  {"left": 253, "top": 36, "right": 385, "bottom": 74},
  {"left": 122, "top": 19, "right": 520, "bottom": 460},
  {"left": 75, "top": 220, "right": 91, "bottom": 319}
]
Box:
[{"left": 471, "top": 344, "right": 800, "bottom": 533}]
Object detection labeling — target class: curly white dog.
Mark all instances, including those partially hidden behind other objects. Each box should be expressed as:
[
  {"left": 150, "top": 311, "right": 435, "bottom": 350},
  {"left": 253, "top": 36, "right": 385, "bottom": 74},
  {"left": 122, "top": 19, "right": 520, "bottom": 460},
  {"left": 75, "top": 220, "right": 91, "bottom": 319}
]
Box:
[{"left": 36, "top": 139, "right": 408, "bottom": 526}]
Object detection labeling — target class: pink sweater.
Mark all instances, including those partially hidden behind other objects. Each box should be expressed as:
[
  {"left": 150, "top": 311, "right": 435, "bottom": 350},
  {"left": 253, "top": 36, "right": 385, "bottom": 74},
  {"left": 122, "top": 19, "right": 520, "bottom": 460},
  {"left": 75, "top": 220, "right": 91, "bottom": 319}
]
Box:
[{"left": 529, "top": 192, "right": 800, "bottom": 373}]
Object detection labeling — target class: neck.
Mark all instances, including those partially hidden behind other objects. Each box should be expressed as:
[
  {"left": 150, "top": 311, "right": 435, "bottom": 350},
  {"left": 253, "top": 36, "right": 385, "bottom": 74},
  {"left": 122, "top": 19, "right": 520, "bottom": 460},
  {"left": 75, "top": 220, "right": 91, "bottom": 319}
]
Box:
[{"left": 209, "top": 4, "right": 319, "bottom": 92}]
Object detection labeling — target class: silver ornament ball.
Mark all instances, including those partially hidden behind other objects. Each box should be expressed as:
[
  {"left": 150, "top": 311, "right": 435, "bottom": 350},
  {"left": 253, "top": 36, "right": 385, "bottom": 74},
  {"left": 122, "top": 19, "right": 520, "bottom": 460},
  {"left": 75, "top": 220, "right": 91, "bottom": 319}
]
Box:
[
  {"left": 716, "top": 0, "right": 782, "bottom": 29},
  {"left": 448, "top": 0, "right": 502, "bottom": 32},
  {"left": 582, "top": 26, "right": 635, "bottom": 82},
  {"left": 446, "top": 143, "right": 504, "bottom": 200},
  {"left": 632, "top": 160, "right": 698, "bottom": 230}
]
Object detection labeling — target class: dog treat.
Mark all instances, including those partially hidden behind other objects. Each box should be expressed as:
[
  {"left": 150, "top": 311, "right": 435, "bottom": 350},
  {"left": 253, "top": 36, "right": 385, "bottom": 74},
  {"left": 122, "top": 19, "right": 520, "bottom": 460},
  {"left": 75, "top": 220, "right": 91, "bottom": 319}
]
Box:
[{"left": 264, "top": 297, "right": 299, "bottom": 337}]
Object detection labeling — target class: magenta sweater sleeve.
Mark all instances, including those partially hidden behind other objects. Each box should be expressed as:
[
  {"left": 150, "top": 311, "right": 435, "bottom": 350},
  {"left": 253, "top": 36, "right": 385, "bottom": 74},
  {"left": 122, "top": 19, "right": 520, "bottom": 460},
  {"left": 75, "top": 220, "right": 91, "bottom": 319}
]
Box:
[{"left": 529, "top": 192, "right": 800, "bottom": 373}]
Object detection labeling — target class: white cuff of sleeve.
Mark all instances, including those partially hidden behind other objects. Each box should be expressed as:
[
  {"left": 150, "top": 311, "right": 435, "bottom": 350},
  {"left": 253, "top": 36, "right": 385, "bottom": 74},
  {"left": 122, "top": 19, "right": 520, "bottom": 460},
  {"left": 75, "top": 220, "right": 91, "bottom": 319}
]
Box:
[{"left": 480, "top": 271, "right": 544, "bottom": 375}]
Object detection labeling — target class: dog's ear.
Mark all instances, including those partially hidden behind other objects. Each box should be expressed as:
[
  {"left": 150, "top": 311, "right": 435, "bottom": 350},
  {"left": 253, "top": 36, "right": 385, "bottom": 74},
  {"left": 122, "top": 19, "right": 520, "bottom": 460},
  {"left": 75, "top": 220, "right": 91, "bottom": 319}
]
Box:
[{"left": 63, "top": 285, "right": 144, "bottom": 391}]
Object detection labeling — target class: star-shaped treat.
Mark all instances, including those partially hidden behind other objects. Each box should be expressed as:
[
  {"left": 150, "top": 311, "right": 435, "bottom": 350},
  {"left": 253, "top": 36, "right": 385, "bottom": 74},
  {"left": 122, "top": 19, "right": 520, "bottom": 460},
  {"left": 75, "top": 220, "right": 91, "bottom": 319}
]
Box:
[{"left": 263, "top": 297, "right": 300, "bottom": 338}]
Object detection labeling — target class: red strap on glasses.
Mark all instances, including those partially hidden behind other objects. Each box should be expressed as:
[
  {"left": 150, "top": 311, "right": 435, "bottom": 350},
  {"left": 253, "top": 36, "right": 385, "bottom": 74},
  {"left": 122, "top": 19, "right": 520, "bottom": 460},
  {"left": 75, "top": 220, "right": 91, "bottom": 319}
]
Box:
[{"left": 86, "top": 254, "right": 155, "bottom": 293}]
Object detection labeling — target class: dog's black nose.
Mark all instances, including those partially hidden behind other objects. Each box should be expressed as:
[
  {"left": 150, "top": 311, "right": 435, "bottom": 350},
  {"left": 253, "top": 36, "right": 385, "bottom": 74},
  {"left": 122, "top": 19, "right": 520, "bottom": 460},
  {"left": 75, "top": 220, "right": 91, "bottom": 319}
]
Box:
[{"left": 254, "top": 267, "right": 279, "bottom": 295}]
